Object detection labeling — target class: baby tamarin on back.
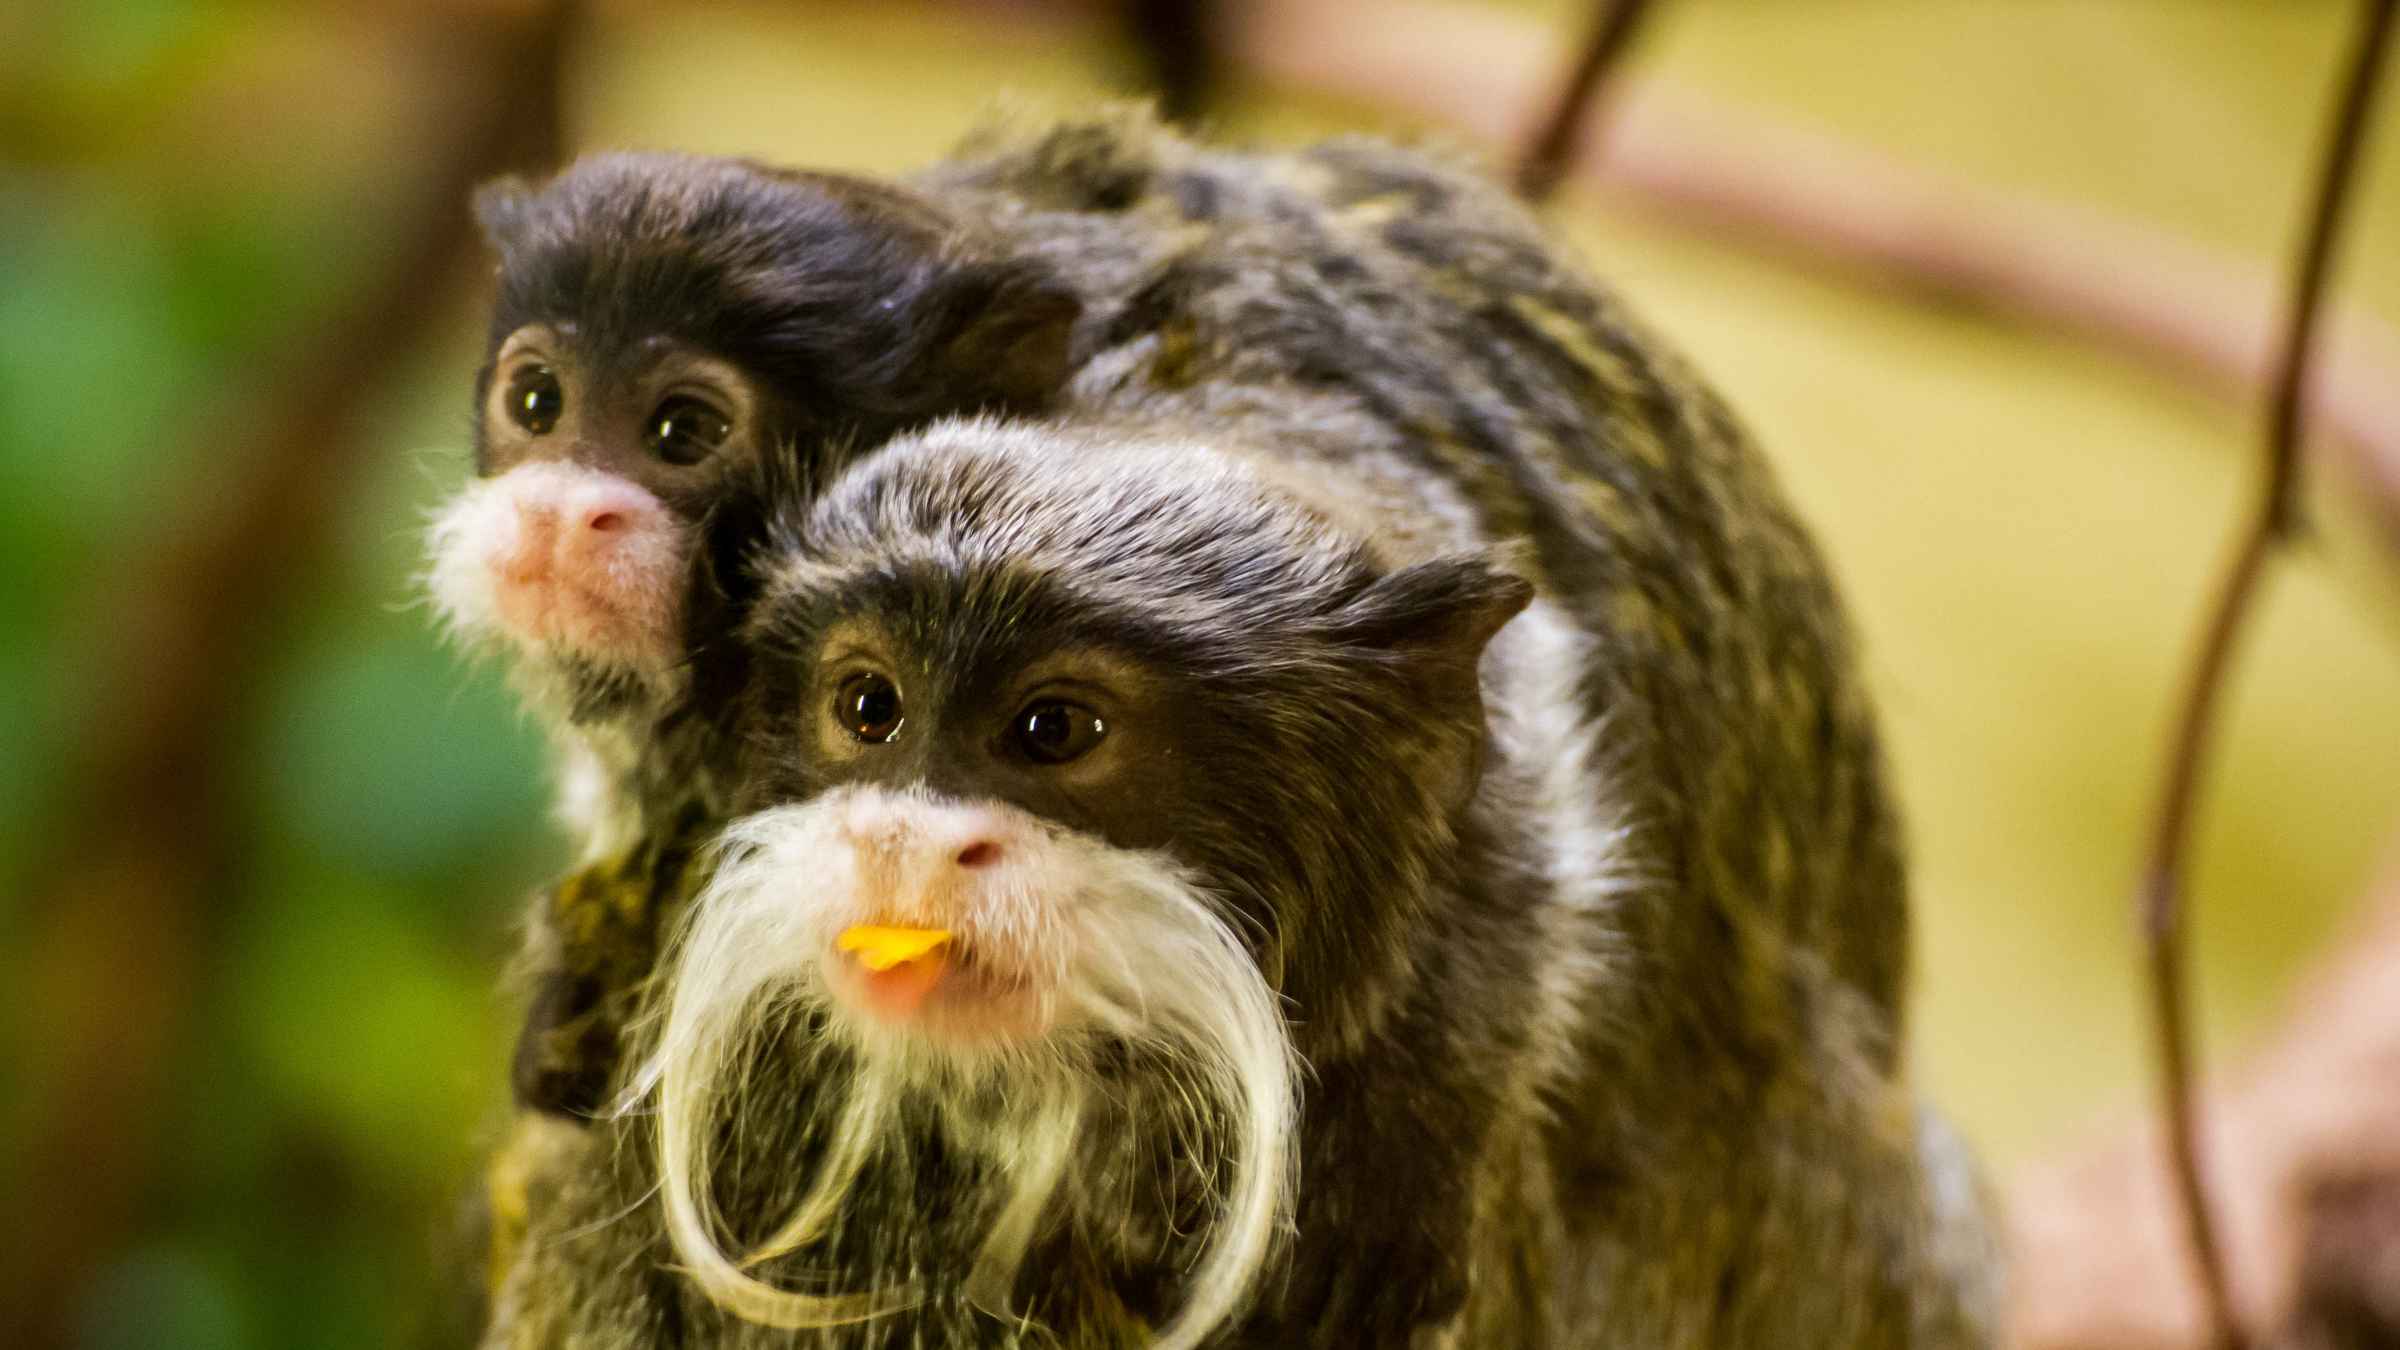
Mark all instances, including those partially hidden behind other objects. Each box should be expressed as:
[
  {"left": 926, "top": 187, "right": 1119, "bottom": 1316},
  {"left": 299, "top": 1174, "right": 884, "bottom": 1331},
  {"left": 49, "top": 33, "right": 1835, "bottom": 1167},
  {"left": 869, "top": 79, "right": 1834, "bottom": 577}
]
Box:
[
  {"left": 426, "top": 151, "right": 1081, "bottom": 857},
  {"left": 481, "top": 112, "right": 1999, "bottom": 1348}
]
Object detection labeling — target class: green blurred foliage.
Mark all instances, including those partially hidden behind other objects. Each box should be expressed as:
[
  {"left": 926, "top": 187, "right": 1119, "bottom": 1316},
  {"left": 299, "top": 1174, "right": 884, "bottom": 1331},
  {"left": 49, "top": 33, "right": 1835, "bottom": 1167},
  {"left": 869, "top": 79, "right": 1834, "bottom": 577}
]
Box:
[
  {"left": 2, "top": 4, "right": 559, "bottom": 1339},
  {"left": 2, "top": 0, "right": 2396, "bottom": 1344}
]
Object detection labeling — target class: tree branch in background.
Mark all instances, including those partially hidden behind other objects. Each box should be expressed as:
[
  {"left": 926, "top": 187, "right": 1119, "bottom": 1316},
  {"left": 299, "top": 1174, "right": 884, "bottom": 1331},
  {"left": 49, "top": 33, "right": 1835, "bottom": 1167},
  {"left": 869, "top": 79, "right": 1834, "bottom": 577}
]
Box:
[
  {"left": 2012, "top": 844, "right": 2400, "bottom": 1350},
  {"left": 2135, "top": 4, "right": 2392, "bottom": 1345},
  {"left": 1512, "top": 0, "right": 1656, "bottom": 202},
  {"left": 0, "top": 4, "right": 573, "bottom": 1345},
  {"left": 1124, "top": 0, "right": 1219, "bottom": 125},
  {"left": 1220, "top": 0, "right": 2400, "bottom": 546}
]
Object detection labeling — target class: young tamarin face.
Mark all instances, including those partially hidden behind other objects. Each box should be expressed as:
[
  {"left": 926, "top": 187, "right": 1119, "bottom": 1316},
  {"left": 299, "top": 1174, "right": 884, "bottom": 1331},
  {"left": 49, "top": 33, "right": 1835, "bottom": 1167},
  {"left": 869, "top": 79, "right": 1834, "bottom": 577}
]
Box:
[
  {"left": 632, "top": 420, "right": 1528, "bottom": 1347},
  {"left": 425, "top": 152, "right": 1080, "bottom": 742}
]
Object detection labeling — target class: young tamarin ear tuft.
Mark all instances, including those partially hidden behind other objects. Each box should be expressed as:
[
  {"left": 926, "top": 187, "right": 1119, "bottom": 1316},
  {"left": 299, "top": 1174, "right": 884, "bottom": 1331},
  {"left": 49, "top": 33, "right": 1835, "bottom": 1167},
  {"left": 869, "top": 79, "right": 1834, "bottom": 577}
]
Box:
[
  {"left": 471, "top": 175, "right": 538, "bottom": 256},
  {"left": 920, "top": 257, "right": 1084, "bottom": 412},
  {"left": 673, "top": 487, "right": 770, "bottom": 725}
]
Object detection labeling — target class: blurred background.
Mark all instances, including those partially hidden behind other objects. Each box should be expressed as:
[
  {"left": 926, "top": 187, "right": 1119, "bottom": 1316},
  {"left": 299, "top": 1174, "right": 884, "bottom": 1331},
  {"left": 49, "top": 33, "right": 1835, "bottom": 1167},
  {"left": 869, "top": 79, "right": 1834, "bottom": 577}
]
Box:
[{"left": 3, "top": 0, "right": 2396, "bottom": 1345}]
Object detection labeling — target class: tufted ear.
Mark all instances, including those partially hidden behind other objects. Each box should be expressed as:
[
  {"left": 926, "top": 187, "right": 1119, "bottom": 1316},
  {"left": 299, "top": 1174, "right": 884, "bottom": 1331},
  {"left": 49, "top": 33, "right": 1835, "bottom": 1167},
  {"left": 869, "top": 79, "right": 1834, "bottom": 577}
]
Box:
[
  {"left": 924, "top": 257, "right": 1084, "bottom": 412},
  {"left": 1338, "top": 553, "right": 1534, "bottom": 660},
  {"left": 1328, "top": 553, "right": 1532, "bottom": 812},
  {"left": 1332, "top": 552, "right": 1533, "bottom": 713},
  {"left": 471, "top": 174, "right": 539, "bottom": 255}
]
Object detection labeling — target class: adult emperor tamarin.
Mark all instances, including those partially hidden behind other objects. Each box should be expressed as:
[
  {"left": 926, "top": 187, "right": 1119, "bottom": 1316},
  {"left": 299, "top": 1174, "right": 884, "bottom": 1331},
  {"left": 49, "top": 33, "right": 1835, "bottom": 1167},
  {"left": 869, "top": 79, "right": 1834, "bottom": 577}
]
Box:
[{"left": 469, "top": 109, "right": 2000, "bottom": 1349}]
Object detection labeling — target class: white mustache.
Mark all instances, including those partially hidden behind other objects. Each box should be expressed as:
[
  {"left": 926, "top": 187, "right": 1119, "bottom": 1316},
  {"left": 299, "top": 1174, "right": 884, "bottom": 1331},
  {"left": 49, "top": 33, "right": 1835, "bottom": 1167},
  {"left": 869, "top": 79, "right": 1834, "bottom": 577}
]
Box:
[{"left": 626, "top": 788, "right": 1299, "bottom": 1349}]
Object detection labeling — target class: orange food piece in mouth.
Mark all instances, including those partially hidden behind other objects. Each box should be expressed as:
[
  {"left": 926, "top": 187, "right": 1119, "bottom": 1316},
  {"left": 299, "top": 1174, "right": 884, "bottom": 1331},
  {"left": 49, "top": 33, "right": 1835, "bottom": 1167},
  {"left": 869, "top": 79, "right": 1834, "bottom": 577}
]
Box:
[
  {"left": 837, "top": 925, "right": 954, "bottom": 972},
  {"left": 838, "top": 926, "right": 956, "bottom": 1021}
]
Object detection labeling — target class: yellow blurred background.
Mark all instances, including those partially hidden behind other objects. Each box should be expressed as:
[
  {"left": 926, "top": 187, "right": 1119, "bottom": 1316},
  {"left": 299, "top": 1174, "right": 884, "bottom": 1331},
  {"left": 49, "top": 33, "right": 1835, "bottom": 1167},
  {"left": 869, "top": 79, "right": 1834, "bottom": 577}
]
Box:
[{"left": 2, "top": 1, "right": 2396, "bottom": 1344}]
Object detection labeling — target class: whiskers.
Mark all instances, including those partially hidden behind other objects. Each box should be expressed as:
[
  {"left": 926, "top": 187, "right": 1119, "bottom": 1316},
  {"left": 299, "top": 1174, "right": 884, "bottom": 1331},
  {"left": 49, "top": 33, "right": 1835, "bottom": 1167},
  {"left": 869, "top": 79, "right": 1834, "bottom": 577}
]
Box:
[
  {"left": 626, "top": 790, "right": 1299, "bottom": 1348},
  {"left": 420, "top": 477, "right": 511, "bottom": 657}
]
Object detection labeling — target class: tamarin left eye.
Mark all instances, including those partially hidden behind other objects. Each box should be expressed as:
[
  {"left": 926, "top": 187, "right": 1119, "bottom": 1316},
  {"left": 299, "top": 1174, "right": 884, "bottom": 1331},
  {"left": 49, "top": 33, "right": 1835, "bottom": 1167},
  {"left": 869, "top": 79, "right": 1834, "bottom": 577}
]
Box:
[
  {"left": 506, "top": 365, "right": 564, "bottom": 435},
  {"left": 1016, "top": 702, "right": 1106, "bottom": 764},
  {"left": 647, "top": 396, "right": 733, "bottom": 466}
]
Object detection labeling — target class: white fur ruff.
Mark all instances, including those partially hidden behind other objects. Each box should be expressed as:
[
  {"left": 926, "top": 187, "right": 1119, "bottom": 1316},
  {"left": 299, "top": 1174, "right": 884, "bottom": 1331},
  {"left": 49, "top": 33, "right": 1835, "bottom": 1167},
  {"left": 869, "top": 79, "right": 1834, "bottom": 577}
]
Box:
[
  {"left": 628, "top": 787, "right": 1299, "bottom": 1349},
  {"left": 421, "top": 462, "right": 686, "bottom": 683}
]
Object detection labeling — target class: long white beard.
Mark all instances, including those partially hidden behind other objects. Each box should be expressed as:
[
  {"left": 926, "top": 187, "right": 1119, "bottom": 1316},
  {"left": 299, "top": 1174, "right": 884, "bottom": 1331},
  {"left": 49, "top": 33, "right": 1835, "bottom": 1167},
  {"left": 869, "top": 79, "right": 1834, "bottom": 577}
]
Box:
[{"left": 624, "top": 788, "right": 1298, "bottom": 1349}]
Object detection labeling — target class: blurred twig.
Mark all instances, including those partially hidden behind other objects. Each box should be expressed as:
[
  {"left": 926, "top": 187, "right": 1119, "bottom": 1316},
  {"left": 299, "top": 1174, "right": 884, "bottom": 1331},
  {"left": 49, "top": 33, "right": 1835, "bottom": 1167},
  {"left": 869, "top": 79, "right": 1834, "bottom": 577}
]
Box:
[
  {"left": 2012, "top": 843, "right": 2400, "bottom": 1349},
  {"left": 1125, "top": 0, "right": 1217, "bottom": 125},
  {"left": 2136, "top": 3, "right": 2394, "bottom": 1348},
  {"left": 0, "top": 4, "right": 574, "bottom": 1345},
  {"left": 1512, "top": 0, "right": 1655, "bottom": 202}
]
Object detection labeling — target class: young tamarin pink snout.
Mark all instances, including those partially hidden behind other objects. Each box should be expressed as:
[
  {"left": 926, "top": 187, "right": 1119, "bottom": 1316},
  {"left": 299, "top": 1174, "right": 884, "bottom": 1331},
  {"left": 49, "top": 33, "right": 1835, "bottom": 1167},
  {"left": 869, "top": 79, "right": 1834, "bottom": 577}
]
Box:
[{"left": 438, "top": 461, "right": 686, "bottom": 678}]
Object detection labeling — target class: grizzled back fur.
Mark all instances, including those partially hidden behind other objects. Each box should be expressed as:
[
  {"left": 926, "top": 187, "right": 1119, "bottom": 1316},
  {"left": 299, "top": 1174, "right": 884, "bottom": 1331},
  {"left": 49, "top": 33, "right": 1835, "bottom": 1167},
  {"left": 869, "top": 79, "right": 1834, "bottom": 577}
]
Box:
[
  {"left": 917, "top": 109, "right": 1992, "bottom": 1343},
  {"left": 927, "top": 112, "right": 1911, "bottom": 1034}
]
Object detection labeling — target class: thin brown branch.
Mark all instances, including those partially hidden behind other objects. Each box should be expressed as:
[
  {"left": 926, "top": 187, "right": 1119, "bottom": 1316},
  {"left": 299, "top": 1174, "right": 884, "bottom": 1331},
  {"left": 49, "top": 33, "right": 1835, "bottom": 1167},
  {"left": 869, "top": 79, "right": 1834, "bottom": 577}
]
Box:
[
  {"left": 0, "top": 6, "right": 575, "bottom": 1346},
  {"left": 1124, "top": 0, "right": 1218, "bottom": 124},
  {"left": 2137, "top": 4, "right": 2396, "bottom": 1348},
  {"left": 2011, "top": 843, "right": 2400, "bottom": 1348},
  {"left": 1512, "top": 0, "right": 1656, "bottom": 202}
]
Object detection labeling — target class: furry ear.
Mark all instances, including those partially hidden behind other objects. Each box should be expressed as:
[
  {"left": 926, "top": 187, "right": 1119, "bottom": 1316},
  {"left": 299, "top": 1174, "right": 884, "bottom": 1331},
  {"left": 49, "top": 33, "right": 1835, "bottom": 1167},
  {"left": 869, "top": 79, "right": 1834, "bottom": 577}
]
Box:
[
  {"left": 472, "top": 175, "right": 538, "bottom": 254},
  {"left": 1333, "top": 552, "right": 1534, "bottom": 714},
  {"left": 1337, "top": 553, "right": 1535, "bottom": 663},
  {"left": 1332, "top": 554, "right": 1532, "bottom": 805},
  {"left": 926, "top": 258, "right": 1084, "bottom": 412}
]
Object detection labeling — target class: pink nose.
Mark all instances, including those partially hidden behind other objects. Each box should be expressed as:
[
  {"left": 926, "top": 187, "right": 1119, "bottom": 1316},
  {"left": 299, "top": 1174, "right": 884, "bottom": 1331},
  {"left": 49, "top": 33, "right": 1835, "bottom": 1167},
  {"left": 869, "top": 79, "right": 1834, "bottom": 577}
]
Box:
[
  {"left": 843, "top": 798, "right": 1013, "bottom": 874},
  {"left": 502, "top": 477, "right": 665, "bottom": 573},
  {"left": 477, "top": 466, "right": 682, "bottom": 661},
  {"left": 555, "top": 477, "right": 663, "bottom": 543}
]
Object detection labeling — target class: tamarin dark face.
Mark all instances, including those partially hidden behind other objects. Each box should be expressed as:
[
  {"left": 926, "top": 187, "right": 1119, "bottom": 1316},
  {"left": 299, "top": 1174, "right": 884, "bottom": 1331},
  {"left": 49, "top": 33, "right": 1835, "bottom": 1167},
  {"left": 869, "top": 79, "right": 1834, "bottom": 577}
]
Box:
[
  {"left": 632, "top": 419, "right": 1527, "bottom": 1347},
  {"left": 425, "top": 152, "right": 1081, "bottom": 759}
]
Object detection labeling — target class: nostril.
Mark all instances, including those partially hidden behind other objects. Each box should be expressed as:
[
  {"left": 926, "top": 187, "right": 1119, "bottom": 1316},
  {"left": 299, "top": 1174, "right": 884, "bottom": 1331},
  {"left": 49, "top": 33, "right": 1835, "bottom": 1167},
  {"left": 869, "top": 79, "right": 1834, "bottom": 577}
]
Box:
[
  {"left": 584, "top": 510, "right": 625, "bottom": 534},
  {"left": 955, "top": 841, "right": 1001, "bottom": 869}
]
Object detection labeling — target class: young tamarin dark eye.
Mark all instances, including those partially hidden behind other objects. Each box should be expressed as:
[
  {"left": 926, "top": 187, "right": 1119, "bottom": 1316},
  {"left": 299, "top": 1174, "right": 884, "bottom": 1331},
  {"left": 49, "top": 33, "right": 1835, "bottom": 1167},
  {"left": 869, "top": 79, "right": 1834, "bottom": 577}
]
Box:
[
  {"left": 1015, "top": 702, "right": 1105, "bottom": 764},
  {"left": 835, "top": 672, "right": 905, "bottom": 744},
  {"left": 647, "top": 395, "right": 733, "bottom": 466},
  {"left": 506, "top": 365, "right": 564, "bottom": 435}
]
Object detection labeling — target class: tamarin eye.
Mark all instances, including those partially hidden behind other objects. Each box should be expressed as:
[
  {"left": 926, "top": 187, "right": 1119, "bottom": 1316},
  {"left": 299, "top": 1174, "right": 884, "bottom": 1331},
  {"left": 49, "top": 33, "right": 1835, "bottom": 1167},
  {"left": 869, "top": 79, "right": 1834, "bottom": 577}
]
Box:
[
  {"left": 647, "top": 396, "right": 733, "bottom": 466},
  {"left": 506, "top": 365, "right": 564, "bottom": 435},
  {"left": 1015, "top": 702, "right": 1105, "bottom": 765},
  {"left": 834, "top": 673, "right": 905, "bottom": 744}
]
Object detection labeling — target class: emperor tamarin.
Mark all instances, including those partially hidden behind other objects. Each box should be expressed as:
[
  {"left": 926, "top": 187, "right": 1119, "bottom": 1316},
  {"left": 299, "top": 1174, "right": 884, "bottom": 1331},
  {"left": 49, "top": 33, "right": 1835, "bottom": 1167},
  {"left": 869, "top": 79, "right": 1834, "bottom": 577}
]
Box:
[{"left": 475, "top": 110, "right": 2002, "bottom": 1348}]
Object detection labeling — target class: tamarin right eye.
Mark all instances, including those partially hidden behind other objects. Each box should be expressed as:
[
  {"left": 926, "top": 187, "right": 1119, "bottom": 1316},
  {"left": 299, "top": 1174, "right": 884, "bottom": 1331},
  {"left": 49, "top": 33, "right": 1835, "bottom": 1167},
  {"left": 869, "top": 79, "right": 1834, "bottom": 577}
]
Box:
[
  {"left": 505, "top": 365, "right": 564, "bottom": 435},
  {"left": 646, "top": 396, "right": 733, "bottom": 466},
  {"left": 835, "top": 672, "right": 906, "bottom": 744},
  {"left": 1015, "top": 702, "right": 1106, "bottom": 765}
]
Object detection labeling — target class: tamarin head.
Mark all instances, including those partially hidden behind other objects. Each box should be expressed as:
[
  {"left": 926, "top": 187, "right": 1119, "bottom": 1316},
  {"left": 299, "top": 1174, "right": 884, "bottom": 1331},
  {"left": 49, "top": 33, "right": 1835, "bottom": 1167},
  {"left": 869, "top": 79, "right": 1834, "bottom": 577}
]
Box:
[
  {"left": 424, "top": 152, "right": 1082, "bottom": 778},
  {"left": 632, "top": 418, "right": 1528, "bottom": 1346}
]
